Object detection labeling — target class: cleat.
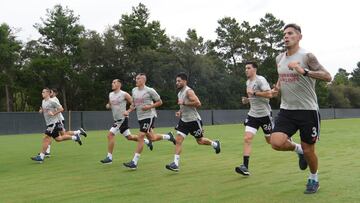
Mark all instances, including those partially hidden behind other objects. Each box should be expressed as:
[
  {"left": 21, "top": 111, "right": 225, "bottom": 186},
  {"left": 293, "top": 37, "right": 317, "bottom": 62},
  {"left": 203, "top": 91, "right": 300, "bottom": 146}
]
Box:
[
  {"left": 31, "top": 155, "right": 44, "bottom": 163},
  {"left": 235, "top": 164, "right": 250, "bottom": 176},
  {"left": 304, "top": 179, "right": 320, "bottom": 194},
  {"left": 75, "top": 134, "right": 82, "bottom": 145},
  {"left": 214, "top": 140, "right": 221, "bottom": 154},
  {"left": 123, "top": 161, "right": 137, "bottom": 170},
  {"left": 38, "top": 152, "right": 51, "bottom": 158},
  {"left": 79, "top": 128, "right": 87, "bottom": 137},
  {"left": 298, "top": 153, "right": 308, "bottom": 170},
  {"left": 165, "top": 162, "right": 179, "bottom": 172},
  {"left": 146, "top": 140, "right": 153, "bottom": 151},
  {"left": 168, "top": 132, "right": 176, "bottom": 145},
  {"left": 44, "top": 152, "right": 51, "bottom": 158},
  {"left": 100, "top": 156, "right": 112, "bottom": 164}
]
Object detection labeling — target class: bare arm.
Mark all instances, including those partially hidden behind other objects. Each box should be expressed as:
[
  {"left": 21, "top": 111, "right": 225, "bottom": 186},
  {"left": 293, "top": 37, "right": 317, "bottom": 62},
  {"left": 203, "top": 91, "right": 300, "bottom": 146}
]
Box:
[
  {"left": 152, "top": 99, "right": 163, "bottom": 108},
  {"left": 288, "top": 53, "right": 332, "bottom": 82},
  {"left": 124, "top": 92, "right": 134, "bottom": 116},
  {"left": 271, "top": 79, "right": 280, "bottom": 98},
  {"left": 48, "top": 106, "right": 64, "bottom": 116},
  {"left": 247, "top": 89, "right": 273, "bottom": 98},
  {"left": 183, "top": 89, "right": 201, "bottom": 108},
  {"left": 141, "top": 99, "right": 163, "bottom": 111},
  {"left": 105, "top": 100, "right": 111, "bottom": 109},
  {"left": 305, "top": 53, "right": 332, "bottom": 82}
]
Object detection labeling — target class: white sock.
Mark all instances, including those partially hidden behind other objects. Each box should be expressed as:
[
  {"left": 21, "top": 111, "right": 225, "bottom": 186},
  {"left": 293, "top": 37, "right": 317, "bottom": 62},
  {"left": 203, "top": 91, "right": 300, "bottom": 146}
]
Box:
[
  {"left": 46, "top": 145, "right": 51, "bottom": 153},
  {"left": 144, "top": 138, "right": 150, "bottom": 145},
  {"left": 162, "top": 134, "right": 170, "bottom": 140},
  {"left": 211, "top": 141, "right": 218, "bottom": 148},
  {"left": 39, "top": 153, "right": 45, "bottom": 159},
  {"left": 309, "top": 171, "right": 318, "bottom": 182},
  {"left": 174, "top": 154, "right": 180, "bottom": 166},
  {"left": 132, "top": 153, "right": 140, "bottom": 165},
  {"left": 107, "top": 153, "right": 112, "bottom": 160},
  {"left": 294, "top": 143, "right": 303, "bottom": 154},
  {"left": 71, "top": 135, "right": 77, "bottom": 140},
  {"left": 74, "top": 130, "right": 80, "bottom": 135}
]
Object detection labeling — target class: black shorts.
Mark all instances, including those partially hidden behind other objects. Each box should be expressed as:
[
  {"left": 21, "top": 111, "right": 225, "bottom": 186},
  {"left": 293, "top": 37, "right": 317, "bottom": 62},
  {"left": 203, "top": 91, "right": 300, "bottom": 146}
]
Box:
[
  {"left": 175, "top": 119, "right": 203, "bottom": 139},
  {"left": 138, "top": 117, "right": 155, "bottom": 133},
  {"left": 57, "top": 120, "right": 66, "bottom": 131},
  {"left": 44, "top": 122, "right": 64, "bottom": 138},
  {"left": 272, "top": 109, "right": 320, "bottom": 144},
  {"left": 110, "top": 117, "right": 130, "bottom": 134},
  {"left": 244, "top": 115, "right": 273, "bottom": 135}
]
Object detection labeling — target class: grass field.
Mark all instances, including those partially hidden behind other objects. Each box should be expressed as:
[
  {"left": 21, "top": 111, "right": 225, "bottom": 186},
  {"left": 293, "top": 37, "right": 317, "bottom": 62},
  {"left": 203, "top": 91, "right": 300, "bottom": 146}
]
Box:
[{"left": 1, "top": 118, "right": 359, "bottom": 203}]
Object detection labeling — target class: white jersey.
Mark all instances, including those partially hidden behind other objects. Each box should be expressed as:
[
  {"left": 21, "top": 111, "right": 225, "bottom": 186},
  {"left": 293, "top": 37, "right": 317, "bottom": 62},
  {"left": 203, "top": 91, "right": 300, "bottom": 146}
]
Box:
[
  {"left": 132, "top": 86, "right": 161, "bottom": 120},
  {"left": 42, "top": 99, "right": 61, "bottom": 125},
  {"left": 276, "top": 48, "right": 318, "bottom": 110},
  {"left": 109, "top": 90, "right": 128, "bottom": 121},
  {"left": 51, "top": 97, "right": 65, "bottom": 121},
  {"left": 178, "top": 86, "right": 201, "bottom": 122},
  {"left": 246, "top": 75, "right": 272, "bottom": 117}
]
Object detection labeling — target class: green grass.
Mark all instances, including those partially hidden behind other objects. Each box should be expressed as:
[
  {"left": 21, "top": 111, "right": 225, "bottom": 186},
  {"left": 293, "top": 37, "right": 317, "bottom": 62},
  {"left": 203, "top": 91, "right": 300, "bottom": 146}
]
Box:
[{"left": 1, "top": 118, "right": 360, "bottom": 203}]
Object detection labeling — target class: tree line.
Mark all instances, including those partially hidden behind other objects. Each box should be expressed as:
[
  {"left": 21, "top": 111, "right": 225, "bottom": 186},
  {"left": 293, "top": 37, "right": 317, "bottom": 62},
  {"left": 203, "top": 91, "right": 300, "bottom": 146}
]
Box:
[{"left": 0, "top": 3, "right": 359, "bottom": 112}]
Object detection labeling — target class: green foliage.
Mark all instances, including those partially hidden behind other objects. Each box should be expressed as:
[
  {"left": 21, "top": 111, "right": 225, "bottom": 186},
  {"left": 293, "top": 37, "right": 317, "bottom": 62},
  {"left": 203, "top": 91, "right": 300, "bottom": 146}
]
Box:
[
  {"left": 332, "top": 68, "right": 350, "bottom": 85},
  {"left": 0, "top": 23, "right": 22, "bottom": 111},
  {"left": 350, "top": 62, "right": 360, "bottom": 86},
  {"left": 2, "top": 3, "right": 360, "bottom": 111}
]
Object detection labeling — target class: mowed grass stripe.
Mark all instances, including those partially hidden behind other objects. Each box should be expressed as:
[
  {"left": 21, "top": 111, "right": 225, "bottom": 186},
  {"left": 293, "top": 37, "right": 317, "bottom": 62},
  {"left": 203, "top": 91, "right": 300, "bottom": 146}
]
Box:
[{"left": 0, "top": 118, "right": 359, "bottom": 202}]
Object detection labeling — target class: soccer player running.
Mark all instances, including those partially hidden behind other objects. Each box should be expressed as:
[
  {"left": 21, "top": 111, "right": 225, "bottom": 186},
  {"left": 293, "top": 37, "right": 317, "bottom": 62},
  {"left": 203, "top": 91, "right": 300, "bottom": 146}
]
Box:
[
  {"left": 123, "top": 73, "right": 176, "bottom": 170},
  {"left": 235, "top": 62, "right": 273, "bottom": 176},
  {"left": 31, "top": 88, "right": 87, "bottom": 163},
  {"left": 270, "top": 24, "right": 331, "bottom": 194},
  {"left": 100, "top": 79, "right": 153, "bottom": 164},
  {"left": 165, "top": 73, "right": 221, "bottom": 172},
  {"left": 41, "top": 88, "right": 66, "bottom": 157}
]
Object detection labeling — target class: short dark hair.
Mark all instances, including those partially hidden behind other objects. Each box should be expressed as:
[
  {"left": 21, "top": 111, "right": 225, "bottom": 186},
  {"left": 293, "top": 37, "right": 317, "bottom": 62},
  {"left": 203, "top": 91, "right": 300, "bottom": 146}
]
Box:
[
  {"left": 245, "top": 61, "right": 258, "bottom": 69},
  {"left": 113, "top": 79, "right": 122, "bottom": 83},
  {"left": 176, "top": 72, "right": 188, "bottom": 81},
  {"left": 284, "top": 23, "right": 301, "bottom": 33},
  {"left": 43, "top": 87, "right": 51, "bottom": 92},
  {"left": 51, "top": 88, "right": 58, "bottom": 94},
  {"left": 138, "top": 73, "right": 146, "bottom": 77}
]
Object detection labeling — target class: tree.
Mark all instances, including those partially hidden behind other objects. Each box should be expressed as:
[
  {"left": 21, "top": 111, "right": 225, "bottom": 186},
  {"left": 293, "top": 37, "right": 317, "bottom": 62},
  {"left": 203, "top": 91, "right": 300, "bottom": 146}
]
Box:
[
  {"left": 328, "top": 85, "right": 351, "bottom": 108},
  {"left": 34, "top": 4, "right": 84, "bottom": 110},
  {"left": 350, "top": 61, "right": 360, "bottom": 86},
  {"left": 332, "top": 68, "right": 350, "bottom": 85},
  {"left": 254, "top": 13, "right": 285, "bottom": 60},
  {"left": 0, "top": 23, "right": 22, "bottom": 111}
]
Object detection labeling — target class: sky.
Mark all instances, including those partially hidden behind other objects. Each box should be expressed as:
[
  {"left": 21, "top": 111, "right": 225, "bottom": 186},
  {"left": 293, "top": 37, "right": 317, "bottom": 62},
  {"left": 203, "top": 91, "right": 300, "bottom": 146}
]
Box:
[{"left": 1, "top": 0, "right": 359, "bottom": 77}]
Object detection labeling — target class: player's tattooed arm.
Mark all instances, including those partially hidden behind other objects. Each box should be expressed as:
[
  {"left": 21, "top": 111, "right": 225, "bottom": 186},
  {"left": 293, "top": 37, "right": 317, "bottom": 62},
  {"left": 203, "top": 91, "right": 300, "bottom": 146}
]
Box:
[{"left": 305, "top": 53, "right": 332, "bottom": 82}]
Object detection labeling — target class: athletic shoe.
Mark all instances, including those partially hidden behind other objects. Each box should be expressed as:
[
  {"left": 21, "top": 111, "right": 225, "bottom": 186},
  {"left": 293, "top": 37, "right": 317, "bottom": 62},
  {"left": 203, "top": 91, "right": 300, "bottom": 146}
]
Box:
[
  {"left": 298, "top": 153, "right": 308, "bottom": 170},
  {"left": 123, "top": 161, "right": 137, "bottom": 170},
  {"left": 38, "top": 152, "right": 51, "bottom": 158},
  {"left": 165, "top": 162, "right": 179, "bottom": 172},
  {"left": 31, "top": 155, "right": 44, "bottom": 163},
  {"left": 79, "top": 128, "right": 87, "bottom": 137},
  {"left": 304, "top": 179, "right": 320, "bottom": 194},
  {"left": 75, "top": 134, "right": 82, "bottom": 145},
  {"left": 44, "top": 152, "right": 51, "bottom": 158},
  {"left": 168, "top": 132, "right": 176, "bottom": 145},
  {"left": 100, "top": 156, "right": 112, "bottom": 164},
  {"left": 235, "top": 164, "right": 250, "bottom": 176},
  {"left": 214, "top": 140, "right": 221, "bottom": 154},
  {"left": 146, "top": 140, "right": 153, "bottom": 151}
]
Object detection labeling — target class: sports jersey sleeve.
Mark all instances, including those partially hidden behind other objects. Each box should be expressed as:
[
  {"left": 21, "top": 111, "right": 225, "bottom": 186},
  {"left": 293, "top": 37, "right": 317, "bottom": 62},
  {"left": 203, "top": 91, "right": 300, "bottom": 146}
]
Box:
[
  {"left": 149, "top": 88, "right": 161, "bottom": 101},
  {"left": 51, "top": 100, "right": 61, "bottom": 108},
  {"left": 259, "top": 77, "right": 271, "bottom": 91}
]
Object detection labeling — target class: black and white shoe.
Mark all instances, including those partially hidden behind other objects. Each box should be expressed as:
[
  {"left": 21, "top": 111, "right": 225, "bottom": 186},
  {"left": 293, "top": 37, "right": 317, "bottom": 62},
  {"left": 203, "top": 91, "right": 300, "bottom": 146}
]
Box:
[{"left": 235, "top": 164, "right": 250, "bottom": 176}]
